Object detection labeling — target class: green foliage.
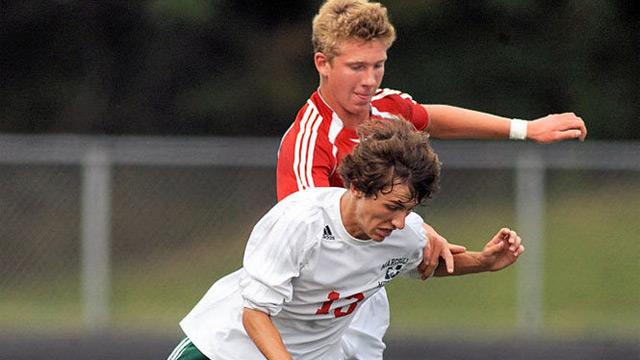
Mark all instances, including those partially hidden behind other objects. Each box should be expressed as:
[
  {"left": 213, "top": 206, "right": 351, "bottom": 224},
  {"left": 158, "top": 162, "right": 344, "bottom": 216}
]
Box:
[
  {"left": 147, "top": 0, "right": 219, "bottom": 24},
  {"left": 1, "top": 1, "right": 637, "bottom": 138}
]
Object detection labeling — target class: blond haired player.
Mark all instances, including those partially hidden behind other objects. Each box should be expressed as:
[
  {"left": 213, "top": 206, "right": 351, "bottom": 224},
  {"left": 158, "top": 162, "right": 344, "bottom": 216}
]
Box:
[
  {"left": 169, "top": 119, "right": 523, "bottom": 360},
  {"left": 276, "top": 0, "right": 586, "bottom": 358}
]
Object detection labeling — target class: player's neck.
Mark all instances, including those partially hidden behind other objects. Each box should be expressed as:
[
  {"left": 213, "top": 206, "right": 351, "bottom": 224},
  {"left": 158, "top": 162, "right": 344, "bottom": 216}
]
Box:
[
  {"left": 341, "top": 113, "right": 369, "bottom": 130},
  {"left": 339, "top": 190, "right": 369, "bottom": 240},
  {"left": 317, "top": 88, "right": 369, "bottom": 130}
]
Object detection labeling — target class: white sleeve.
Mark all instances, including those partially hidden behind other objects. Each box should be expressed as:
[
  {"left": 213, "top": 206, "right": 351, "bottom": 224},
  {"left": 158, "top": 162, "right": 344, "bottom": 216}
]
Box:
[
  {"left": 240, "top": 204, "right": 319, "bottom": 316},
  {"left": 400, "top": 212, "right": 429, "bottom": 279}
]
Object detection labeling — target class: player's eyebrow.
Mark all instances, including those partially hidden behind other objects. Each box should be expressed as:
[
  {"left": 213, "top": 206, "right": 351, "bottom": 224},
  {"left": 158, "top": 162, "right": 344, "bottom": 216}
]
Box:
[
  {"left": 345, "top": 57, "right": 387, "bottom": 66},
  {"left": 388, "top": 198, "right": 417, "bottom": 210}
]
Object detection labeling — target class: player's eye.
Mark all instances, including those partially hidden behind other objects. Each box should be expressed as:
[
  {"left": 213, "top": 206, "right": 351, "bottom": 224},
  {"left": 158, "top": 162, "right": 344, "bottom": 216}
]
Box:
[{"left": 385, "top": 204, "right": 402, "bottom": 211}]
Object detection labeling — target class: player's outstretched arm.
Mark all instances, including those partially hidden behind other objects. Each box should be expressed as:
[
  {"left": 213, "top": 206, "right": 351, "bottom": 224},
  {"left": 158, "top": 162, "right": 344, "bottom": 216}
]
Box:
[
  {"left": 432, "top": 228, "right": 524, "bottom": 277},
  {"left": 416, "top": 223, "right": 466, "bottom": 280},
  {"left": 243, "top": 307, "right": 293, "bottom": 360},
  {"left": 423, "top": 105, "right": 587, "bottom": 143}
]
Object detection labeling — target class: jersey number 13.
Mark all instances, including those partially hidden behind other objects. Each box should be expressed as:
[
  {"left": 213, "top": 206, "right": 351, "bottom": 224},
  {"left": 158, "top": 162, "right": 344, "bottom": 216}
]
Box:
[{"left": 315, "top": 290, "right": 365, "bottom": 318}]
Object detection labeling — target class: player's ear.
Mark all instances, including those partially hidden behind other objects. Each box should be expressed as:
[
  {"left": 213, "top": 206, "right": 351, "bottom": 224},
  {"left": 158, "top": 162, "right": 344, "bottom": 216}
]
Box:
[
  {"left": 349, "top": 185, "right": 365, "bottom": 199},
  {"left": 314, "top": 52, "right": 331, "bottom": 77}
]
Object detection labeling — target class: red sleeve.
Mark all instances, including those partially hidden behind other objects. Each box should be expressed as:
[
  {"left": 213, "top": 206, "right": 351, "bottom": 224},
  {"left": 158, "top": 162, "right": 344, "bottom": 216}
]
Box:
[
  {"left": 372, "top": 90, "right": 430, "bottom": 131},
  {"left": 276, "top": 107, "right": 334, "bottom": 201},
  {"left": 407, "top": 101, "right": 429, "bottom": 131}
]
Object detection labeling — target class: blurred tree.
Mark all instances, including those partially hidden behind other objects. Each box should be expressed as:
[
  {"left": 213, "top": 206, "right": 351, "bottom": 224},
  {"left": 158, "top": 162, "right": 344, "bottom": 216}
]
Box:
[{"left": 0, "top": 0, "right": 637, "bottom": 138}]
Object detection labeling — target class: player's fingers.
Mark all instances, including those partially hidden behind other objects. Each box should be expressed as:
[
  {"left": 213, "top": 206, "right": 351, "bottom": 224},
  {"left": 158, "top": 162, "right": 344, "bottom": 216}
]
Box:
[
  {"left": 515, "top": 244, "right": 525, "bottom": 256},
  {"left": 421, "top": 261, "right": 436, "bottom": 279},
  {"left": 449, "top": 244, "right": 467, "bottom": 254},
  {"left": 534, "top": 114, "right": 586, "bottom": 144},
  {"left": 555, "top": 114, "right": 587, "bottom": 140},
  {"left": 553, "top": 113, "right": 582, "bottom": 128},
  {"left": 491, "top": 228, "right": 509, "bottom": 245},
  {"left": 429, "top": 242, "right": 441, "bottom": 260},
  {"left": 422, "top": 244, "right": 432, "bottom": 267},
  {"left": 418, "top": 260, "right": 436, "bottom": 280},
  {"left": 508, "top": 230, "right": 519, "bottom": 251},
  {"left": 417, "top": 259, "right": 427, "bottom": 275},
  {"left": 417, "top": 259, "right": 426, "bottom": 271},
  {"left": 578, "top": 124, "right": 588, "bottom": 141},
  {"left": 442, "top": 247, "right": 455, "bottom": 274},
  {"left": 418, "top": 246, "right": 438, "bottom": 279},
  {"left": 570, "top": 115, "right": 588, "bottom": 141},
  {"left": 486, "top": 239, "right": 506, "bottom": 254},
  {"left": 418, "top": 260, "right": 437, "bottom": 280},
  {"left": 554, "top": 129, "right": 584, "bottom": 142},
  {"left": 511, "top": 234, "right": 522, "bottom": 249},
  {"left": 424, "top": 251, "right": 440, "bottom": 277}
]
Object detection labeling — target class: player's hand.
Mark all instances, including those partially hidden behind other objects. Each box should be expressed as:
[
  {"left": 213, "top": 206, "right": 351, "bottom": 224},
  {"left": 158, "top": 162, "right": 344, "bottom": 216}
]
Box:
[
  {"left": 417, "top": 223, "right": 466, "bottom": 280},
  {"left": 480, "top": 228, "right": 525, "bottom": 271},
  {"left": 527, "top": 112, "right": 587, "bottom": 143}
]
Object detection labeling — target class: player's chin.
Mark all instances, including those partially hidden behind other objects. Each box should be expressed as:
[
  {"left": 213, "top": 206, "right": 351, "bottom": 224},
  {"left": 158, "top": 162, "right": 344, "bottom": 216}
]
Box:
[
  {"left": 373, "top": 228, "right": 392, "bottom": 241},
  {"left": 350, "top": 96, "right": 371, "bottom": 108}
]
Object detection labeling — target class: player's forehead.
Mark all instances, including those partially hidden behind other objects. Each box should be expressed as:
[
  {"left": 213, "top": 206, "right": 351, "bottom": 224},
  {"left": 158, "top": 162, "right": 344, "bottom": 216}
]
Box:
[
  {"left": 377, "top": 183, "right": 417, "bottom": 207},
  {"left": 333, "top": 38, "right": 388, "bottom": 63}
]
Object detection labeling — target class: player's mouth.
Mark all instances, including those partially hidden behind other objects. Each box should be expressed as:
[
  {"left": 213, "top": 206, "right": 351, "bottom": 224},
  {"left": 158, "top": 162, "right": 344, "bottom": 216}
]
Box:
[
  {"left": 378, "top": 228, "right": 393, "bottom": 237},
  {"left": 354, "top": 92, "right": 372, "bottom": 103}
]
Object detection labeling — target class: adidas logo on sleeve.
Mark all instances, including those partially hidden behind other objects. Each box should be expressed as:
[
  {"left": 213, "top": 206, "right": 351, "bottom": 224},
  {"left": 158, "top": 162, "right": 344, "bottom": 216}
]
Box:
[{"left": 322, "top": 225, "right": 335, "bottom": 241}]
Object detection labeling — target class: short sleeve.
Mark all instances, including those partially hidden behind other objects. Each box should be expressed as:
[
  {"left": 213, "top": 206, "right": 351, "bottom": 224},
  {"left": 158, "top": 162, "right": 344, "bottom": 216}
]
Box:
[
  {"left": 240, "top": 202, "right": 321, "bottom": 315},
  {"left": 400, "top": 212, "right": 428, "bottom": 274},
  {"left": 371, "top": 89, "right": 430, "bottom": 131}
]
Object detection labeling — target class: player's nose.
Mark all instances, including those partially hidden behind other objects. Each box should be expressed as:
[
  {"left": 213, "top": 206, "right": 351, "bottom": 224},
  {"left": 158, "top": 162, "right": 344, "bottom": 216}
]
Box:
[
  {"left": 391, "top": 212, "right": 405, "bottom": 230},
  {"left": 361, "top": 67, "right": 377, "bottom": 87}
]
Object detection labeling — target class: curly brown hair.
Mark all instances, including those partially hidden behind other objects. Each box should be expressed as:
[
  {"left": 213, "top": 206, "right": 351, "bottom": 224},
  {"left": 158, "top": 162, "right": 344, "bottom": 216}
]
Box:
[
  {"left": 312, "top": 0, "right": 396, "bottom": 60},
  {"left": 339, "top": 118, "right": 440, "bottom": 204}
]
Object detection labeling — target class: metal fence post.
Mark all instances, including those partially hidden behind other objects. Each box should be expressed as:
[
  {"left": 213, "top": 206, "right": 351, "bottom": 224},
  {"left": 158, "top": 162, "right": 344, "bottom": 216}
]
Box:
[
  {"left": 515, "top": 149, "right": 545, "bottom": 335},
  {"left": 81, "top": 146, "right": 111, "bottom": 331}
]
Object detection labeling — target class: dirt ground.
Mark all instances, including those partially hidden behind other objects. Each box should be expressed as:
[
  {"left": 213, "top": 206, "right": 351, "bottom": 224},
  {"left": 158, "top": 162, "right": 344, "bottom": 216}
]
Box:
[{"left": 0, "top": 332, "right": 637, "bottom": 359}]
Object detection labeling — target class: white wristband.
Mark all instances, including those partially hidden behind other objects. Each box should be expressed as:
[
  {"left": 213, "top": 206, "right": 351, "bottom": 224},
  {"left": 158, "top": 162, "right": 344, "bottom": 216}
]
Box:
[{"left": 509, "top": 119, "right": 528, "bottom": 140}]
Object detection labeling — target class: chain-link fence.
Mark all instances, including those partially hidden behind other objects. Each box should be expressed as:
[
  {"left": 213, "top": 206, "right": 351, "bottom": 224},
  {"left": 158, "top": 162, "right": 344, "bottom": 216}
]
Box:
[{"left": 1, "top": 136, "right": 638, "bottom": 341}]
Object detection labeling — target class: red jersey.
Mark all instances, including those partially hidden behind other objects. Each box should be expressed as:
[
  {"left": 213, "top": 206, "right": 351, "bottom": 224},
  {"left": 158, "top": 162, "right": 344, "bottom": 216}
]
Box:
[{"left": 277, "top": 88, "right": 429, "bottom": 201}]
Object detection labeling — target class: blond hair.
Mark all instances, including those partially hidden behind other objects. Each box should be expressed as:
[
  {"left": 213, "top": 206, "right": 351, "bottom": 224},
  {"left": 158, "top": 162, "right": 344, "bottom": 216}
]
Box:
[{"left": 312, "top": 0, "right": 396, "bottom": 60}]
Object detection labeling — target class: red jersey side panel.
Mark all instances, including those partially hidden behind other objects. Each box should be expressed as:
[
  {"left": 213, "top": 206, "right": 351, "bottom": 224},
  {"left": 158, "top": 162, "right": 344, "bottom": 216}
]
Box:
[{"left": 277, "top": 98, "right": 335, "bottom": 201}]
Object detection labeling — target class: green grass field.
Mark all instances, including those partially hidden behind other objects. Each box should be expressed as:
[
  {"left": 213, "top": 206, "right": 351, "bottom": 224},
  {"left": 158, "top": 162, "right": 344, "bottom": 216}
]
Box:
[
  {"left": 2, "top": 176, "right": 638, "bottom": 339},
  {"left": 387, "top": 178, "right": 640, "bottom": 338}
]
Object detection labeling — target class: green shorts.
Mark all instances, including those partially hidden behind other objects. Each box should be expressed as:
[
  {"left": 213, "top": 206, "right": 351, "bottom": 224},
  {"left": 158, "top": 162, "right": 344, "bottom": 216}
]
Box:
[{"left": 167, "top": 337, "right": 209, "bottom": 360}]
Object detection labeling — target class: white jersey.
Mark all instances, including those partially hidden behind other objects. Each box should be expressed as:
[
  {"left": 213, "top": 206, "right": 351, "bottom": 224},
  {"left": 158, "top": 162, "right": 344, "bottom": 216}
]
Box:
[{"left": 180, "top": 187, "right": 426, "bottom": 360}]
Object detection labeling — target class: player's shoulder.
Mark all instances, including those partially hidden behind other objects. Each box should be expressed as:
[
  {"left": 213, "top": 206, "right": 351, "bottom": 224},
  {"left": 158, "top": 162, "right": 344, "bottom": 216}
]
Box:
[
  {"left": 252, "top": 189, "right": 343, "bottom": 249},
  {"left": 405, "top": 212, "right": 425, "bottom": 233},
  {"left": 281, "top": 187, "right": 343, "bottom": 208},
  {"left": 393, "top": 212, "right": 426, "bottom": 245},
  {"left": 372, "top": 88, "right": 417, "bottom": 103},
  {"left": 371, "top": 88, "right": 418, "bottom": 118},
  {"left": 371, "top": 88, "right": 428, "bottom": 130},
  {"left": 276, "top": 188, "right": 344, "bottom": 225},
  {"left": 292, "top": 92, "right": 334, "bottom": 126},
  {"left": 283, "top": 92, "right": 335, "bottom": 142}
]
